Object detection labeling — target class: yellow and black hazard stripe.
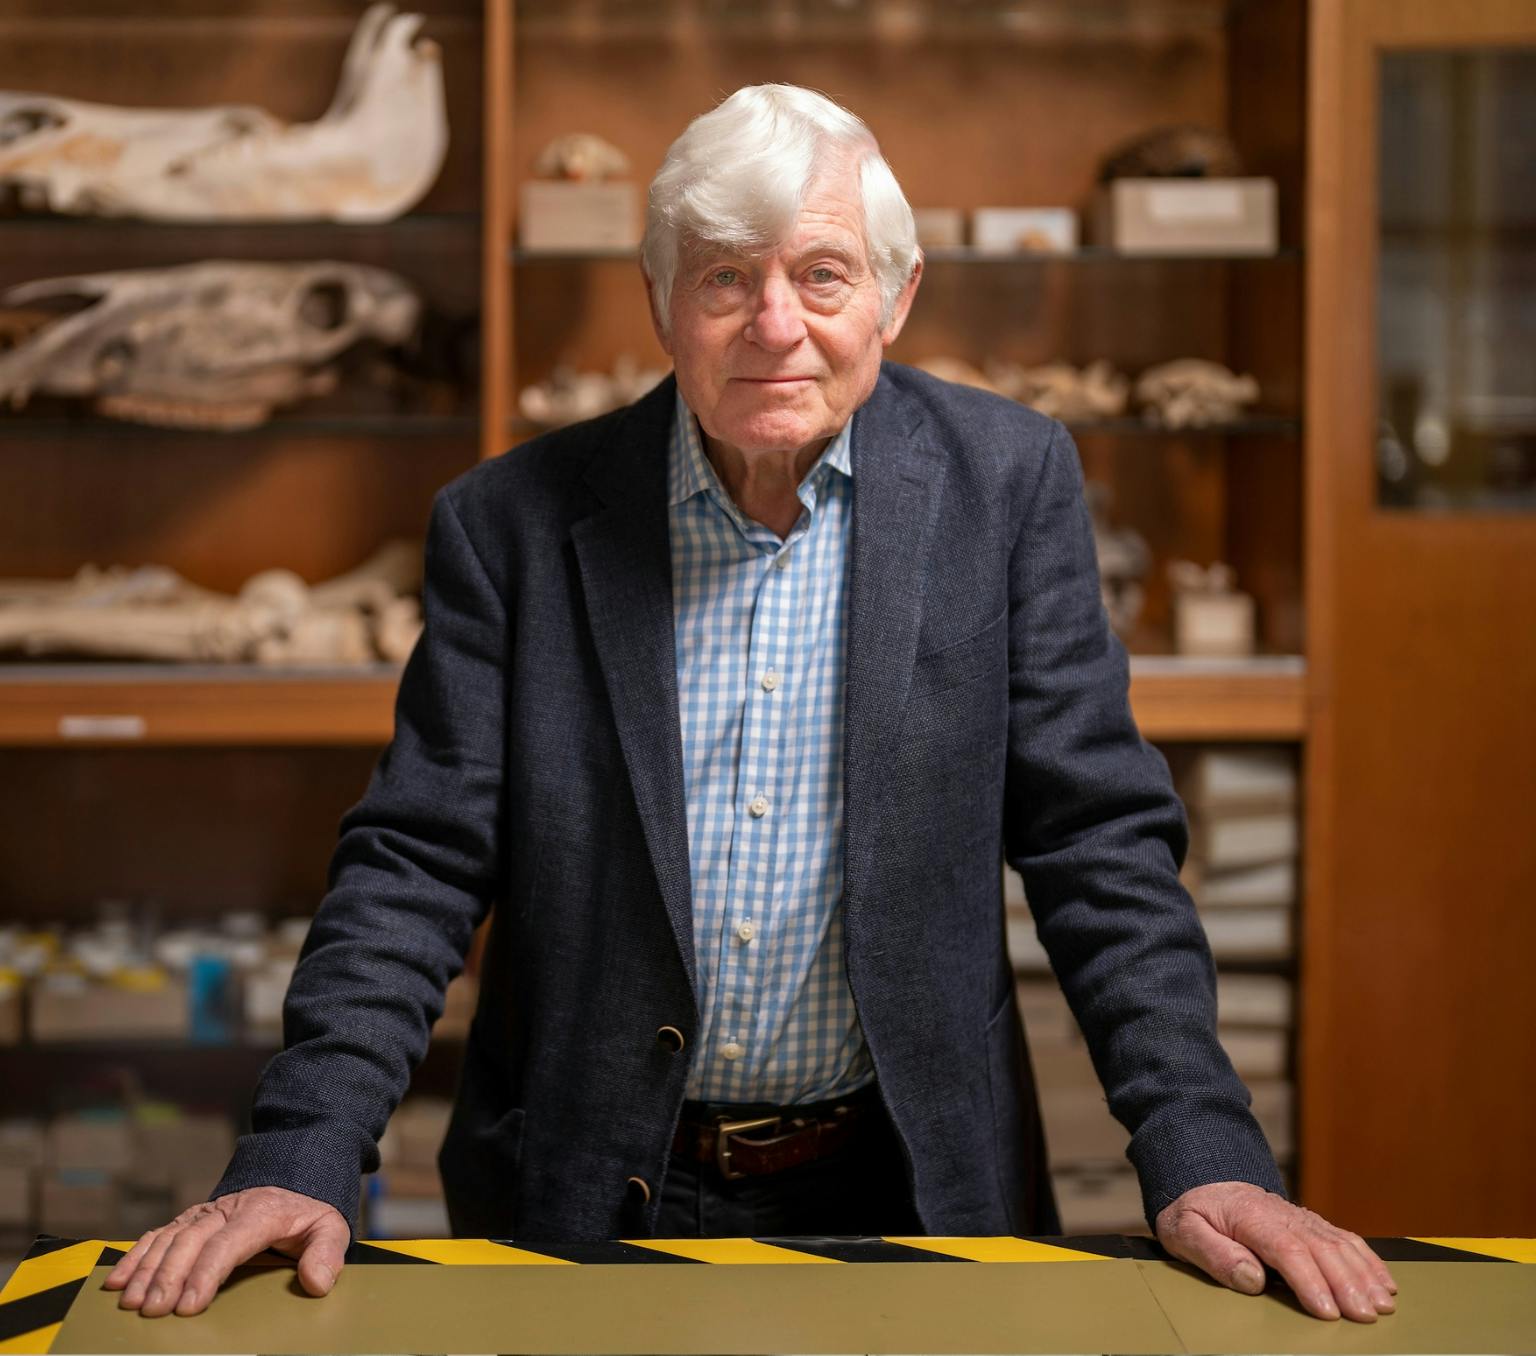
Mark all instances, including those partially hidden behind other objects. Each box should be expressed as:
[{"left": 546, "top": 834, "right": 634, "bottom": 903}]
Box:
[
  {"left": 3, "top": 1232, "right": 1530, "bottom": 1353},
  {"left": 0, "top": 1236, "right": 294, "bottom": 1354},
  {"left": 0, "top": 1238, "right": 128, "bottom": 1355},
  {"left": 351, "top": 1233, "right": 1124, "bottom": 1266}
]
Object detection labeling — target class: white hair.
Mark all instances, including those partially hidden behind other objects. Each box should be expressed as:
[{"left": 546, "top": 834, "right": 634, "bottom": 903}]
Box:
[{"left": 641, "top": 83, "right": 919, "bottom": 334}]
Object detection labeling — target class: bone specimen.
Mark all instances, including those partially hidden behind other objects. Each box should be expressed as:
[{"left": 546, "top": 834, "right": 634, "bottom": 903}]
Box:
[
  {"left": 0, "top": 5, "right": 447, "bottom": 221},
  {"left": 0, "top": 542, "right": 423, "bottom": 667},
  {"left": 0, "top": 260, "right": 420, "bottom": 430},
  {"left": 533, "top": 133, "right": 631, "bottom": 182},
  {"left": 1136, "top": 359, "right": 1260, "bottom": 428},
  {"left": 989, "top": 360, "right": 1130, "bottom": 422},
  {"left": 519, "top": 355, "right": 668, "bottom": 428},
  {"left": 1086, "top": 481, "right": 1151, "bottom": 638}
]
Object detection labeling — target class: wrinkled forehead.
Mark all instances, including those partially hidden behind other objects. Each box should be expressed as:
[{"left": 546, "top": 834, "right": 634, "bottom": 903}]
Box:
[{"left": 678, "top": 165, "right": 872, "bottom": 267}]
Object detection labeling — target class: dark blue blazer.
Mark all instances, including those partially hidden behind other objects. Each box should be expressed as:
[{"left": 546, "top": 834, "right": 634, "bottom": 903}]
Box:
[{"left": 214, "top": 363, "right": 1284, "bottom": 1241}]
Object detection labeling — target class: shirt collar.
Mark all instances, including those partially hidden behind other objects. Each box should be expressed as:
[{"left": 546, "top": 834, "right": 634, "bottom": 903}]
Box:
[{"left": 668, "top": 391, "right": 854, "bottom": 512}]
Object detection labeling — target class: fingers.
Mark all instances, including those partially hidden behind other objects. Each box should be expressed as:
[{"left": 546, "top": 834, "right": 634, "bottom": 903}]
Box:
[
  {"left": 1230, "top": 1209, "right": 1394, "bottom": 1323},
  {"left": 1156, "top": 1184, "right": 1398, "bottom": 1325},
  {"left": 1346, "top": 1231, "right": 1399, "bottom": 1295},
  {"left": 1159, "top": 1209, "right": 1267, "bottom": 1295},
  {"left": 1239, "top": 1226, "right": 1342, "bottom": 1321},
  {"left": 1307, "top": 1233, "right": 1395, "bottom": 1323},
  {"left": 134, "top": 1210, "right": 229, "bottom": 1318},
  {"left": 173, "top": 1209, "right": 304, "bottom": 1317},
  {"left": 293, "top": 1215, "right": 350, "bottom": 1299},
  {"left": 116, "top": 1222, "right": 184, "bottom": 1311},
  {"left": 103, "top": 1230, "right": 159, "bottom": 1292},
  {"left": 104, "top": 1188, "right": 349, "bottom": 1319}
]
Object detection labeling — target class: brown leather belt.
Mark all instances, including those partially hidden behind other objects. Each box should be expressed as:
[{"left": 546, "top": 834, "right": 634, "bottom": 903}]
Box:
[{"left": 671, "top": 1089, "right": 875, "bottom": 1181}]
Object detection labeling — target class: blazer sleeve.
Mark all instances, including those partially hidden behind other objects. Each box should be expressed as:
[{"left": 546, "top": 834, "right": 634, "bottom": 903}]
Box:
[
  {"left": 1000, "top": 419, "right": 1286, "bottom": 1228},
  {"left": 212, "top": 485, "right": 507, "bottom": 1235}
]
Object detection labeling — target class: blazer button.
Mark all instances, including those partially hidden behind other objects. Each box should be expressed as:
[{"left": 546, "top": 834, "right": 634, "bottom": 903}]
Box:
[
  {"left": 627, "top": 1175, "right": 652, "bottom": 1204},
  {"left": 656, "top": 1025, "right": 686, "bottom": 1053}
]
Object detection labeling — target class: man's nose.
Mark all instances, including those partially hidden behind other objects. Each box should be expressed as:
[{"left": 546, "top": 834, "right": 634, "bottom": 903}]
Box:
[{"left": 743, "top": 276, "right": 808, "bottom": 351}]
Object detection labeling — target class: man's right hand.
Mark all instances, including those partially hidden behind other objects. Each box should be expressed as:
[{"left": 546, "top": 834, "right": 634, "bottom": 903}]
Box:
[{"left": 102, "top": 1186, "right": 349, "bottom": 1318}]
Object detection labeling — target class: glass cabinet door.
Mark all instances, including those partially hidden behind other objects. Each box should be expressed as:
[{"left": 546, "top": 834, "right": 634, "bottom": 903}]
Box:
[{"left": 1376, "top": 48, "right": 1536, "bottom": 510}]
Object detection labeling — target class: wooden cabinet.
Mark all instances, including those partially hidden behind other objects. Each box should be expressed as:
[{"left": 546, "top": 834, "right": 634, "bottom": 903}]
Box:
[
  {"left": 0, "top": 0, "right": 1333, "bottom": 1231},
  {"left": 1302, "top": 0, "right": 1536, "bottom": 1235}
]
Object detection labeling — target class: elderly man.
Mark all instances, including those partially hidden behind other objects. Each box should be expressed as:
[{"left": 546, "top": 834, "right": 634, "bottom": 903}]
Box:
[{"left": 106, "top": 84, "right": 1396, "bottom": 1325}]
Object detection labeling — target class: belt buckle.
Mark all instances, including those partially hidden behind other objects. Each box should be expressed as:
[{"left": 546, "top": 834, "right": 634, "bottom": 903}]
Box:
[{"left": 714, "top": 1115, "right": 780, "bottom": 1181}]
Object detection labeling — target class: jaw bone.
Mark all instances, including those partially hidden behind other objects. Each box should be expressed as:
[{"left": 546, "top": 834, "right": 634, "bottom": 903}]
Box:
[
  {"left": 0, "top": 259, "right": 421, "bottom": 430},
  {"left": 0, "top": 4, "right": 447, "bottom": 221}
]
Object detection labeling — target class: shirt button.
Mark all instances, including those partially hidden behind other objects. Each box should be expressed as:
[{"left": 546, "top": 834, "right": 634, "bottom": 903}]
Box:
[
  {"left": 761, "top": 669, "right": 779, "bottom": 692},
  {"left": 721, "top": 1041, "right": 744, "bottom": 1061},
  {"left": 774, "top": 557, "right": 788, "bottom": 571},
  {"left": 736, "top": 921, "right": 756, "bottom": 943},
  {"left": 749, "top": 795, "right": 769, "bottom": 818}
]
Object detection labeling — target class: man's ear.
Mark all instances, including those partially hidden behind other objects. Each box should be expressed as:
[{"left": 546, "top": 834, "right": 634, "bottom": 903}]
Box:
[
  {"left": 643, "top": 268, "right": 673, "bottom": 356},
  {"left": 880, "top": 254, "right": 923, "bottom": 348}
]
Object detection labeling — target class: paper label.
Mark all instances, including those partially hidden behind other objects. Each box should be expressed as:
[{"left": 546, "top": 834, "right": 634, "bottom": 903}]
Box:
[
  {"left": 1145, "top": 183, "right": 1245, "bottom": 223},
  {"left": 58, "top": 714, "right": 147, "bottom": 740}
]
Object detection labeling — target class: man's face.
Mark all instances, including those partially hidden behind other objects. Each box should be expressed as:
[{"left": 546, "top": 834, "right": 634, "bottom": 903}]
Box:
[{"left": 651, "top": 166, "right": 920, "bottom": 459}]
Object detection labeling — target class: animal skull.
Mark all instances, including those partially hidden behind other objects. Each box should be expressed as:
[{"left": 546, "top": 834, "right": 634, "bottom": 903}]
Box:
[
  {"left": 0, "top": 260, "right": 421, "bottom": 430},
  {"left": 0, "top": 5, "right": 447, "bottom": 221}
]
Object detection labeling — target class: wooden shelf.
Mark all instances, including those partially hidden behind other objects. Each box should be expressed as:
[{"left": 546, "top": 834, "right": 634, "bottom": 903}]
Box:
[
  {"left": 1128, "top": 655, "right": 1306, "bottom": 740},
  {"left": 0, "top": 657, "right": 1304, "bottom": 746},
  {"left": 0, "top": 665, "right": 401, "bottom": 747}
]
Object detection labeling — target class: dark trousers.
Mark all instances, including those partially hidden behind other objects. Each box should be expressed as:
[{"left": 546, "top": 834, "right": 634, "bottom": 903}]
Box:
[{"left": 653, "top": 1091, "right": 924, "bottom": 1238}]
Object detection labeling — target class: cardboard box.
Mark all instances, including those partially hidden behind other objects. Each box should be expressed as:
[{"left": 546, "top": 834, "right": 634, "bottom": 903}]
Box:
[
  {"left": 49, "top": 1115, "right": 133, "bottom": 1175},
  {"left": 1174, "top": 588, "right": 1256, "bottom": 656},
  {"left": 1185, "top": 857, "right": 1297, "bottom": 909},
  {"left": 1218, "top": 1027, "right": 1290, "bottom": 1079},
  {"left": 31, "top": 974, "right": 189, "bottom": 1041},
  {"left": 133, "top": 1115, "right": 235, "bottom": 1192},
  {"left": 1188, "top": 809, "right": 1298, "bottom": 870},
  {"left": 381, "top": 1098, "right": 453, "bottom": 1175},
  {"left": 1171, "top": 745, "right": 1297, "bottom": 811},
  {"left": 519, "top": 180, "right": 639, "bottom": 252},
  {"left": 1096, "top": 178, "right": 1277, "bottom": 255},
  {"left": 1249, "top": 1079, "right": 1295, "bottom": 1158},
  {"left": 973, "top": 206, "right": 1077, "bottom": 255},
  {"left": 0, "top": 1120, "right": 45, "bottom": 1169},
  {"left": 1042, "top": 1086, "right": 1129, "bottom": 1166},
  {"left": 0, "top": 1164, "right": 32, "bottom": 1228},
  {"left": 1216, "top": 973, "right": 1293, "bottom": 1027},
  {"left": 912, "top": 207, "right": 964, "bottom": 250},
  {"left": 243, "top": 957, "right": 294, "bottom": 1034},
  {"left": 1200, "top": 905, "right": 1293, "bottom": 961},
  {"left": 1053, "top": 1166, "right": 1146, "bottom": 1233},
  {"left": 39, "top": 1172, "right": 120, "bottom": 1239}
]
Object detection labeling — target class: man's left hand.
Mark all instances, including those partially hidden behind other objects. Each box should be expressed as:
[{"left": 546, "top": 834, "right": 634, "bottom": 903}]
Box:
[{"left": 1155, "top": 1182, "right": 1398, "bottom": 1323}]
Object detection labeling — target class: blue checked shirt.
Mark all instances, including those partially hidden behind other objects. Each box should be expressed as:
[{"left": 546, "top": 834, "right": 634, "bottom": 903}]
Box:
[{"left": 668, "top": 394, "right": 874, "bottom": 1105}]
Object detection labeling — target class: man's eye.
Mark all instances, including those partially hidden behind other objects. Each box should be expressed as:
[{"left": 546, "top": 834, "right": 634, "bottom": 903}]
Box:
[
  {"left": 712, "top": 269, "right": 740, "bottom": 286},
  {"left": 808, "top": 267, "right": 840, "bottom": 284}
]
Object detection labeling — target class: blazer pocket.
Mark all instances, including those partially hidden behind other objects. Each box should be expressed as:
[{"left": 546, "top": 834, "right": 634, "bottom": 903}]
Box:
[{"left": 910, "top": 606, "right": 1007, "bottom": 700}]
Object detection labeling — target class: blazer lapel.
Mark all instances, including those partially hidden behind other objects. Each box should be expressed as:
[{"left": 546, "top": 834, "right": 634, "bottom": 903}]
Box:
[
  {"left": 570, "top": 376, "right": 698, "bottom": 994},
  {"left": 842, "top": 367, "right": 949, "bottom": 930}
]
